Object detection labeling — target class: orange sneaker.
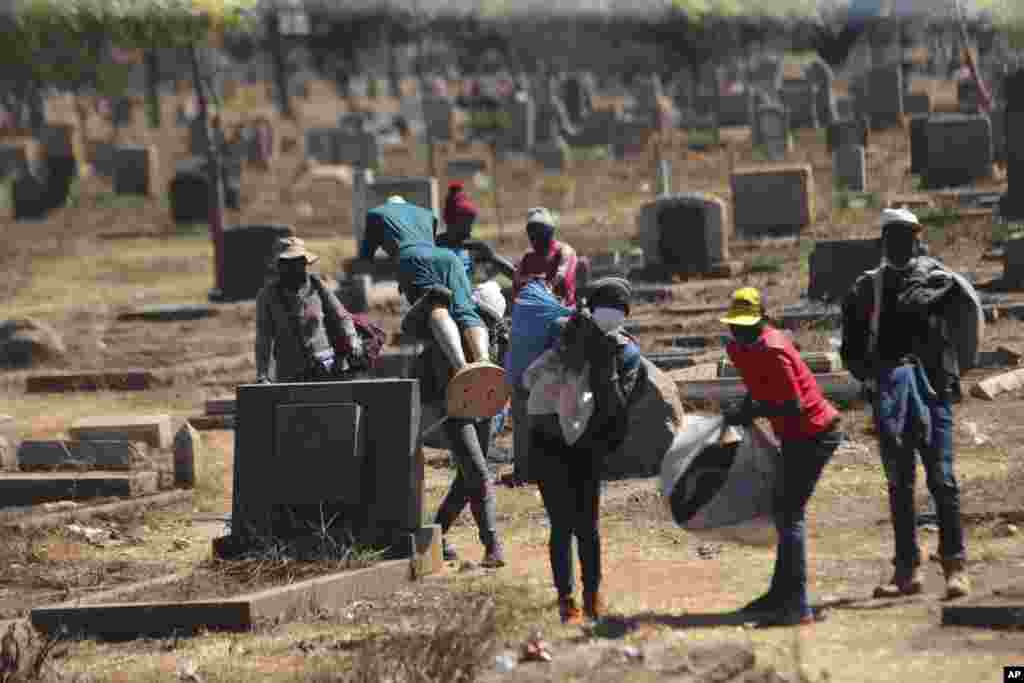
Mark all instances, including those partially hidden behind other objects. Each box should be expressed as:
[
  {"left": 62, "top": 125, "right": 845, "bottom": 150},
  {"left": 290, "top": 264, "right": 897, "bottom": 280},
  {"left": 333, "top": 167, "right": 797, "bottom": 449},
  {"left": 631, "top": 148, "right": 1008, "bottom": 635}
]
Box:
[{"left": 558, "top": 596, "right": 583, "bottom": 625}]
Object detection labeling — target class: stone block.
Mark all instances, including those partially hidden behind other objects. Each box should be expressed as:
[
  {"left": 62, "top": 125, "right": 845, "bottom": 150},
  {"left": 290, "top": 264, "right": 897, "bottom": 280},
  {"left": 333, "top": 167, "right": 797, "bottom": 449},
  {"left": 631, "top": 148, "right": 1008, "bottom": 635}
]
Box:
[
  {"left": 69, "top": 414, "right": 173, "bottom": 450},
  {"left": 731, "top": 164, "right": 814, "bottom": 238},
  {"left": 923, "top": 114, "right": 993, "bottom": 189},
  {"left": 0, "top": 415, "right": 17, "bottom": 471},
  {"left": 865, "top": 65, "right": 903, "bottom": 129},
  {"left": 220, "top": 224, "right": 294, "bottom": 302},
  {"left": 637, "top": 193, "right": 729, "bottom": 275},
  {"left": 17, "top": 440, "right": 147, "bottom": 471},
  {"left": 971, "top": 367, "right": 1024, "bottom": 400},
  {"left": 113, "top": 145, "right": 158, "bottom": 196},
  {"left": 0, "top": 471, "right": 158, "bottom": 506},
  {"left": 26, "top": 370, "right": 158, "bottom": 393},
  {"left": 808, "top": 238, "right": 882, "bottom": 302},
  {"left": 232, "top": 380, "right": 422, "bottom": 549},
  {"left": 833, "top": 145, "right": 866, "bottom": 192}
]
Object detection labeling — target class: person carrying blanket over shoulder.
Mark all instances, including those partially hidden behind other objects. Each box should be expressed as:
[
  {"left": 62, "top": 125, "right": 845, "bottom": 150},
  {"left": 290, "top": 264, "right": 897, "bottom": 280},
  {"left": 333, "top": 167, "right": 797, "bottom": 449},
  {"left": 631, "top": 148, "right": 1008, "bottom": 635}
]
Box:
[
  {"left": 522, "top": 277, "right": 645, "bottom": 624},
  {"left": 841, "top": 208, "right": 982, "bottom": 600},
  {"left": 358, "top": 195, "right": 507, "bottom": 568}
]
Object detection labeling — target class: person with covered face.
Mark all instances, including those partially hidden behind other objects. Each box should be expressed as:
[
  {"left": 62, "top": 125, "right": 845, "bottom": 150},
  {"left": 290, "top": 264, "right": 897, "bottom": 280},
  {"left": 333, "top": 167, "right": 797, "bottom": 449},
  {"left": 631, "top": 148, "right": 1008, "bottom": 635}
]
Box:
[
  {"left": 512, "top": 208, "right": 578, "bottom": 307},
  {"left": 358, "top": 195, "right": 504, "bottom": 568},
  {"left": 436, "top": 181, "right": 478, "bottom": 280},
  {"left": 523, "top": 277, "right": 645, "bottom": 624},
  {"left": 720, "top": 287, "right": 842, "bottom": 627},
  {"left": 841, "top": 208, "right": 974, "bottom": 600},
  {"left": 255, "top": 237, "right": 365, "bottom": 383}
]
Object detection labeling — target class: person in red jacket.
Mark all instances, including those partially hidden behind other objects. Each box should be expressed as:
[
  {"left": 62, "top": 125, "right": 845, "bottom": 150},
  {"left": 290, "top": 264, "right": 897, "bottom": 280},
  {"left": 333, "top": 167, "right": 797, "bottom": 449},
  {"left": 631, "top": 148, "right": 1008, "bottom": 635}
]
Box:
[
  {"left": 720, "top": 287, "right": 843, "bottom": 627},
  {"left": 512, "top": 208, "right": 578, "bottom": 307}
]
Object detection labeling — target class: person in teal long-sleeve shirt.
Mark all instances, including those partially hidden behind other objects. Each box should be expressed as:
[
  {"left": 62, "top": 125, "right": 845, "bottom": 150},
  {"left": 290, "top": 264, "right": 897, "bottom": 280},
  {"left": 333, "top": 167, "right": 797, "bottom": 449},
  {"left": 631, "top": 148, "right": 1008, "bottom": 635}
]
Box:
[{"left": 357, "top": 196, "right": 504, "bottom": 567}]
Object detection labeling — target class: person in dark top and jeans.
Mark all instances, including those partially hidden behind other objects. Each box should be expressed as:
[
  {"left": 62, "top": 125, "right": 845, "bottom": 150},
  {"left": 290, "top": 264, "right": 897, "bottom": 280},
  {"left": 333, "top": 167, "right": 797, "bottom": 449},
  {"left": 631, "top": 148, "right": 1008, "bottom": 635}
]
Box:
[
  {"left": 841, "top": 208, "right": 970, "bottom": 599},
  {"left": 722, "top": 287, "right": 842, "bottom": 627},
  {"left": 524, "top": 277, "right": 645, "bottom": 624}
]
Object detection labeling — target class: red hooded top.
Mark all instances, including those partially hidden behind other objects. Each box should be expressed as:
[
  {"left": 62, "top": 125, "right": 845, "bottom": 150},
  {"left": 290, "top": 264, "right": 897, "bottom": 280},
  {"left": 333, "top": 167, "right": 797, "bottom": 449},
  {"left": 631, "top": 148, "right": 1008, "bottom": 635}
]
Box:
[{"left": 443, "top": 181, "right": 478, "bottom": 227}]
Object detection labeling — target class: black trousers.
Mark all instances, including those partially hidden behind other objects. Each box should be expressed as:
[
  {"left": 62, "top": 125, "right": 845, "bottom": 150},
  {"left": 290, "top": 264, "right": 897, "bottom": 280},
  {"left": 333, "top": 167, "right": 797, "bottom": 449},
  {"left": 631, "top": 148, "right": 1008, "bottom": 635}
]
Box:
[{"left": 532, "top": 417, "right": 603, "bottom": 597}]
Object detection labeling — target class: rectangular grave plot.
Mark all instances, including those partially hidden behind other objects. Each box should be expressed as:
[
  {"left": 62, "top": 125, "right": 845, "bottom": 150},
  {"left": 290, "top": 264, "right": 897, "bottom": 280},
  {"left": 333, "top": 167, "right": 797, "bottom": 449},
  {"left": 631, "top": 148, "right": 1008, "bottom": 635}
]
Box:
[{"left": 270, "top": 402, "right": 365, "bottom": 505}]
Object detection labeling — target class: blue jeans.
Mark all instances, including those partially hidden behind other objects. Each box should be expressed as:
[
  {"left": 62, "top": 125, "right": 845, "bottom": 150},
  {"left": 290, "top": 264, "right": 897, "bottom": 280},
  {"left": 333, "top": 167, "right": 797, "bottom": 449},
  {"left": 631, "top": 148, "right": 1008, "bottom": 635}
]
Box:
[
  {"left": 769, "top": 428, "right": 842, "bottom": 616},
  {"left": 876, "top": 398, "right": 965, "bottom": 568}
]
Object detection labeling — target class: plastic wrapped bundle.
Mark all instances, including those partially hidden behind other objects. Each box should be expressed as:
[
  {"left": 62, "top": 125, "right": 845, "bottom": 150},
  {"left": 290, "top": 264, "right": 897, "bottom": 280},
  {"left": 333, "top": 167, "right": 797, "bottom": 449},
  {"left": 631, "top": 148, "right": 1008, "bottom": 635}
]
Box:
[{"left": 660, "top": 415, "right": 780, "bottom": 547}]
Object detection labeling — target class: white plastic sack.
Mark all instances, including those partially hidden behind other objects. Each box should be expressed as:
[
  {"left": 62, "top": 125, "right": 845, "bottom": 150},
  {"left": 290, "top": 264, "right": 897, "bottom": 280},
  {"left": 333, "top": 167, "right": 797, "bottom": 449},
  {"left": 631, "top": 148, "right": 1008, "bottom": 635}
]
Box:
[
  {"left": 659, "top": 415, "right": 780, "bottom": 547},
  {"left": 524, "top": 349, "right": 595, "bottom": 445},
  {"left": 558, "top": 366, "right": 594, "bottom": 446}
]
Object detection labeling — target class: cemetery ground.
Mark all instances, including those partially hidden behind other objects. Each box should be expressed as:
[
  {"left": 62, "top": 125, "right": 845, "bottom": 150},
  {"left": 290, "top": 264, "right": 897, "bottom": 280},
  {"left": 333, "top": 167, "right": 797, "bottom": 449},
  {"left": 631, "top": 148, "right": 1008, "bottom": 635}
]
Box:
[{"left": 3, "top": 87, "right": 1024, "bottom": 680}]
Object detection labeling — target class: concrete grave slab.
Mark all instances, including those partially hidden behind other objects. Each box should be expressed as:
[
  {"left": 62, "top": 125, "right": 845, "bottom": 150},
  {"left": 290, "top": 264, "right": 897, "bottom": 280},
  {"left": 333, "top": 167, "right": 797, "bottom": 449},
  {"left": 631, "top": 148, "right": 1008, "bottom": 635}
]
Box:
[
  {"left": 637, "top": 193, "right": 729, "bottom": 276},
  {"left": 117, "top": 304, "right": 219, "bottom": 322},
  {"left": 17, "top": 440, "right": 147, "bottom": 471},
  {"left": 923, "top": 114, "right": 993, "bottom": 189},
  {"left": 942, "top": 604, "right": 1024, "bottom": 628},
  {"left": 69, "top": 414, "right": 173, "bottom": 450},
  {"left": 731, "top": 164, "right": 814, "bottom": 238},
  {"left": 26, "top": 370, "right": 158, "bottom": 394},
  {"left": 4, "top": 490, "right": 193, "bottom": 533},
  {"left": 0, "top": 471, "right": 158, "bottom": 506},
  {"left": 230, "top": 380, "right": 421, "bottom": 549},
  {"left": 970, "top": 367, "right": 1024, "bottom": 400},
  {"left": 32, "top": 554, "right": 437, "bottom": 639}
]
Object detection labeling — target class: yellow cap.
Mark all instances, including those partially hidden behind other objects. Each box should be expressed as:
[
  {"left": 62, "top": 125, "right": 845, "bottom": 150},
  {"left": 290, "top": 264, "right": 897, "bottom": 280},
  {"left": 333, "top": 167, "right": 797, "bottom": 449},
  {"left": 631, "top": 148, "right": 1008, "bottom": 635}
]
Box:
[{"left": 720, "top": 287, "right": 763, "bottom": 326}]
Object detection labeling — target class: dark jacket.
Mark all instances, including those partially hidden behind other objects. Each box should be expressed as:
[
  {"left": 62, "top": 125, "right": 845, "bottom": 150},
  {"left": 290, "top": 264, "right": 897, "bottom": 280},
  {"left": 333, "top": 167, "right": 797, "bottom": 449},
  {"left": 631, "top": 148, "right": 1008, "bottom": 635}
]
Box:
[{"left": 841, "top": 256, "right": 961, "bottom": 397}]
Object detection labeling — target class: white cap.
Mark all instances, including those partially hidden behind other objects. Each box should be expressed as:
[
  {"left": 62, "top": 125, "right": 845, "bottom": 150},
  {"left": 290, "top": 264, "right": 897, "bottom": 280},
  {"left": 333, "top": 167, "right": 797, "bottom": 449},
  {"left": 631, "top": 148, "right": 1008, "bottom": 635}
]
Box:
[
  {"left": 880, "top": 207, "right": 922, "bottom": 232},
  {"left": 472, "top": 280, "right": 506, "bottom": 320},
  {"left": 526, "top": 207, "right": 557, "bottom": 229},
  {"left": 387, "top": 195, "right": 406, "bottom": 203}
]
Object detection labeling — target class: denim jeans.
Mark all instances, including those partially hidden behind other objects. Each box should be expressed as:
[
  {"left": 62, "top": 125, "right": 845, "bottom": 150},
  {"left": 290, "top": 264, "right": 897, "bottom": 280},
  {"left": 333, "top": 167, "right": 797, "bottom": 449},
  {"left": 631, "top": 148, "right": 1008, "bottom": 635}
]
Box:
[
  {"left": 769, "top": 428, "right": 842, "bottom": 616},
  {"left": 434, "top": 418, "right": 499, "bottom": 548},
  {"left": 876, "top": 398, "right": 965, "bottom": 568},
  {"left": 533, "top": 417, "right": 603, "bottom": 597}
]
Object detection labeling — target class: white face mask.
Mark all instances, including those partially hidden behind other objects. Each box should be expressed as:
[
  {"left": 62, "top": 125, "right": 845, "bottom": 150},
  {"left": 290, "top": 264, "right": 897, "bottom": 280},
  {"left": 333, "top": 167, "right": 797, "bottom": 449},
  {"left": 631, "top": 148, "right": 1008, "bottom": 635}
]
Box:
[{"left": 591, "top": 307, "right": 626, "bottom": 332}]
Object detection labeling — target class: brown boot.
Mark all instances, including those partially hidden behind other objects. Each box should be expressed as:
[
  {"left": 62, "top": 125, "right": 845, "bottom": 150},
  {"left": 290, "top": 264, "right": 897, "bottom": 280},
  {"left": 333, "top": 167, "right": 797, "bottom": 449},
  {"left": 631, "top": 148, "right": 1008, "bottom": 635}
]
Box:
[
  {"left": 558, "top": 596, "right": 583, "bottom": 625},
  {"left": 943, "top": 558, "right": 970, "bottom": 599},
  {"left": 873, "top": 564, "right": 924, "bottom": 598},
  {"left": 583, "top": 591, "right": 606, "bottom": 621}
]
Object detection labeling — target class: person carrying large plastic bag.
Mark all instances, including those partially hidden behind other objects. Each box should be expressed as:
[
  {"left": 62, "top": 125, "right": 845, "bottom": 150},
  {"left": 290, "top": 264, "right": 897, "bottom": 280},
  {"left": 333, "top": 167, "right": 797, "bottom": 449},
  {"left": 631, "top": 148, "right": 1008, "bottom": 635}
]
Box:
[{"left": 505, "top": 278, "right": 572, "bottom": 484}]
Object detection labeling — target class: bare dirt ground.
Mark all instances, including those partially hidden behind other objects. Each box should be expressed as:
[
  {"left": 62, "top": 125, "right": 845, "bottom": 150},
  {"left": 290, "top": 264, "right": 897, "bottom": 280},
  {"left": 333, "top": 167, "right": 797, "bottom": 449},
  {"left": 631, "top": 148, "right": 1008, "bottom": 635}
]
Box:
[{"left": 2, "top": 80, "right": 1024, "bottom": 682}]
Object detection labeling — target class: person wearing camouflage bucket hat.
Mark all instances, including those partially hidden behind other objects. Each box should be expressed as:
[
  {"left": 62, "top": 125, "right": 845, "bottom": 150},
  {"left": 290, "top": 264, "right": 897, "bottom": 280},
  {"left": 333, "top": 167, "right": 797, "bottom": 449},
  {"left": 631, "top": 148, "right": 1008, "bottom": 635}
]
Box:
[{"left": 255, "top": 236, "right": 365, "bottom": 385}]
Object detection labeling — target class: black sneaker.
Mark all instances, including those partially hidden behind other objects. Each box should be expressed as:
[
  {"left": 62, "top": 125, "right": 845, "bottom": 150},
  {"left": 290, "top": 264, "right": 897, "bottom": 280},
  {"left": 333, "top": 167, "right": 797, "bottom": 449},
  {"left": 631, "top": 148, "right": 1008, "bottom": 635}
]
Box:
[{"left": 739, "top": 592, "right": 783, "bottom": 614}]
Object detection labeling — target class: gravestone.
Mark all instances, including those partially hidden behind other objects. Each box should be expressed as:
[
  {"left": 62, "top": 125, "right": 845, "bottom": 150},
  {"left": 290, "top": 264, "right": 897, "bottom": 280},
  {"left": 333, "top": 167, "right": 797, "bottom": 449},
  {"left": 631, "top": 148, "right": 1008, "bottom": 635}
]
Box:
[
  {"left": 113, "top": 145, "right": 158, "bottom": 196},
  {"left": 865, "top": 65, "right": 904, "bottom": 129},
  {"left": 111, "top": 97, "right": 133, "bottom": 128},
  {"left": 781, "top": 81, "right": 819, "bottom": 129},
  {"left": 922, "top": 114, "right": 993, "bottom": 189},
  {"left": 423, "top": 98, "right": 453, "bottom": 141},
  {"left": 750, "top": 57, "right": 783, "bottom": 94},
  {"left": 958, "top": 78, "right": 982, "bottom": 114},
  {"left": 992, "top": 104, "right": 1006, "bottom": 164},
  {"left": 826, "top": 118, "right": 868, "bottom": 152},
  {"left": 731, "top": 164, "right": 814, "bottom": 238},
  {"left": 69, "top": 414, "right": 172, "bottom": 450},
  {"left": 0, "top": 142, "right": 32, "bottom": 179},
  {"left": 904, "top": 93, "right": 931, "bottom": 116},
  {"left": 533, "top": 136, "right": 570, "bottom": 171},
  {"left": 807, "top": 238, "right": 882, "bottom": 303},
  {"left": 909, "top": 115, "right": 929, "bottom": 175},
  {"left": 498, "top": 95, "right": 536, "bottom": 154},
  {"left": 227, "top": 379, "right": 424, "bottom": 551},
  {"left": 637, "top": 193, "right": 730, "bottom": 276},
  {"left": 12, "top": 156, "right": 75, "bottom": 221},
  {"left": 755, "top": 105, "right": 789, "bottom": 161},
  {"left": 220, "top": 224, "right": 295, "bottom": 302},
  {"left": 1002, "top": 69, "right": 1024, "bottom": 220},
  {"left": 835, "top": 97, "right": 855, "bottom": 120},
  {"left": 89, "top": 142, "right": 116, "bottom": 178},
  {"left": 169, "top": 157, "right": 242, "bottom": 223},
  {"left": 833, "top": 145, "right": 867, "bottom": 192},
  {"left": 304, "top": 129, "right": 378, "bottom": 168},
  {"left": 804, "top": 60, "right": 837, "bottom": 127}
]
